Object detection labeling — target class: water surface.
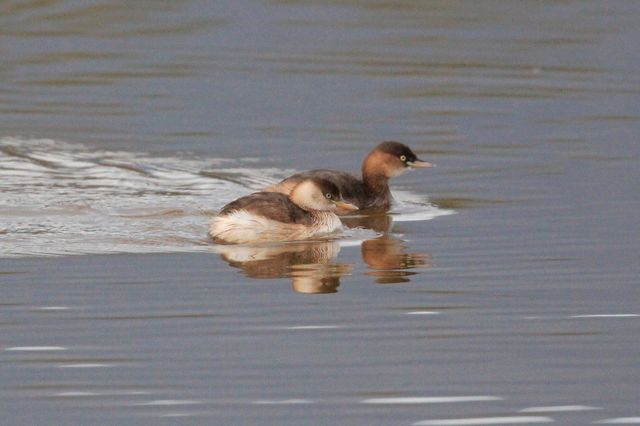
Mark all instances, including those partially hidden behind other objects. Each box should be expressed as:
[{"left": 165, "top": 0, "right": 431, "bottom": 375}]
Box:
[{"left": 2, "top": 1, "right": 640, "bottom": 425}]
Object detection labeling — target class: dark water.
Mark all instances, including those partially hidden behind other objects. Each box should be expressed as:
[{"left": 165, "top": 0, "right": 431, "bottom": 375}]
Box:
[{"left": 2, "top": 1, "right": 640, "bottom": 424}]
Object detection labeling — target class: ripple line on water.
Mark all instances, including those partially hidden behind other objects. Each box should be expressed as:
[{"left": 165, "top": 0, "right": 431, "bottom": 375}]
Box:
[
  {"left": 5, "top": 346, "right": 67, "bottom": 351},
  {"left": 362, "top": 396, "right": 502, "bottom": 404},
  {"left": 520, "top": 405, "right": 600, "bottom": 413},
  {"left": 413, "top": 416, "right": 555, "bottom": 425}
]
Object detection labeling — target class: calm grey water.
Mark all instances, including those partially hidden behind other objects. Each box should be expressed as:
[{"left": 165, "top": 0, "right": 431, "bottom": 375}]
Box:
[{"left": 2, "top": 1, "right": 640, "bottom": 425}]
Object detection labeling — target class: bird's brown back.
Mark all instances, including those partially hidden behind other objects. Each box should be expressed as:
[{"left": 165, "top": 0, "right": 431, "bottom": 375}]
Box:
[{"left": 219, "top": 192, "right": 315, "bottom": 225}]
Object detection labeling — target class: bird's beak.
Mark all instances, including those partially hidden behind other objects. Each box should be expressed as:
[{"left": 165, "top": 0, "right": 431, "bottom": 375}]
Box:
[
  {"left": 333, "top": 200, "right": 359, "bottom": 211},
  {"left": 407, "top": 159, "right": 434, "bottom": 168}
]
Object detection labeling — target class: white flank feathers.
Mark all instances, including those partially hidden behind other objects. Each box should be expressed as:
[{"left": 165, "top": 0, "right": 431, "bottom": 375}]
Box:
[{"left": 209, "top": 209, "right": 342, "bottom": 244}]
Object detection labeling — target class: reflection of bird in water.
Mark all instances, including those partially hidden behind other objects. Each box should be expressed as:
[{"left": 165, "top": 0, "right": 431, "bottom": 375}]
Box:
[
  {"left": 362, "top": 234, "right": 432, "bottom": 284},
  {"left": 265, "top": 141, "right": 433, "bottom": 212},
  {"left": 215, "top": 231, "right": 431, "bottom": 289},
  {"left": 340, "top": 211, "right": 393, "bottom": 233},
  {"left": 289, "top": 263, "right": 351, "bottom": 294},
  {"left": 215, "top": 241, "right": 351, "bottom": 294},
  {"left": 330, "top": 206, "right": 432, "bottom": 284}
]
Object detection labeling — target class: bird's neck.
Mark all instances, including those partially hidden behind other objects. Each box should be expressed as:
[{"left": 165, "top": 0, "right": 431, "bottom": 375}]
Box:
[
  {"left": 362, "top": 169, "right": 390, "bottom": 196},
  {"left": 310, "top": 210, "right": 342, "bottom": 231},
  {"left": 361, "top": 150, "right": 391, "bottom": 196}
]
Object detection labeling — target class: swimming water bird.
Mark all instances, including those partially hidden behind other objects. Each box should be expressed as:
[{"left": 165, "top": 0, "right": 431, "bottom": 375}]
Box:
[
  {"left": 209, "top": 178, "right": 358, "bottom": 244},
  {"left": 265, "top": 141, "right": 433, "bottom": 212}
]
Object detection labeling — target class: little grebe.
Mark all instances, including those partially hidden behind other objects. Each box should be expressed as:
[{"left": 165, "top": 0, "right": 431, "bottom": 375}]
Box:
[
  {"left": 265, "top": 141, "right": 432, "bottom": 212},
  {"left": 209, "top": 178, "right": 357, "bottom": 244}
]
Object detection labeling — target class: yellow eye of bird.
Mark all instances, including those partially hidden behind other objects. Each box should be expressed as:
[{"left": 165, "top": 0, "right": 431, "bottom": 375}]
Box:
[
  {"left": 325, "top": 193, "right": 332, "bottom": 199},
  {"left": 400, "top": 155, "right": 407, "bottom": 162}
]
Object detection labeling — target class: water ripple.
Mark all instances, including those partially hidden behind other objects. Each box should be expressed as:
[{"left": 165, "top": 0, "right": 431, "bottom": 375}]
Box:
[{"left": 0, "top": 137, "right": 449, "bottom": 257}]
